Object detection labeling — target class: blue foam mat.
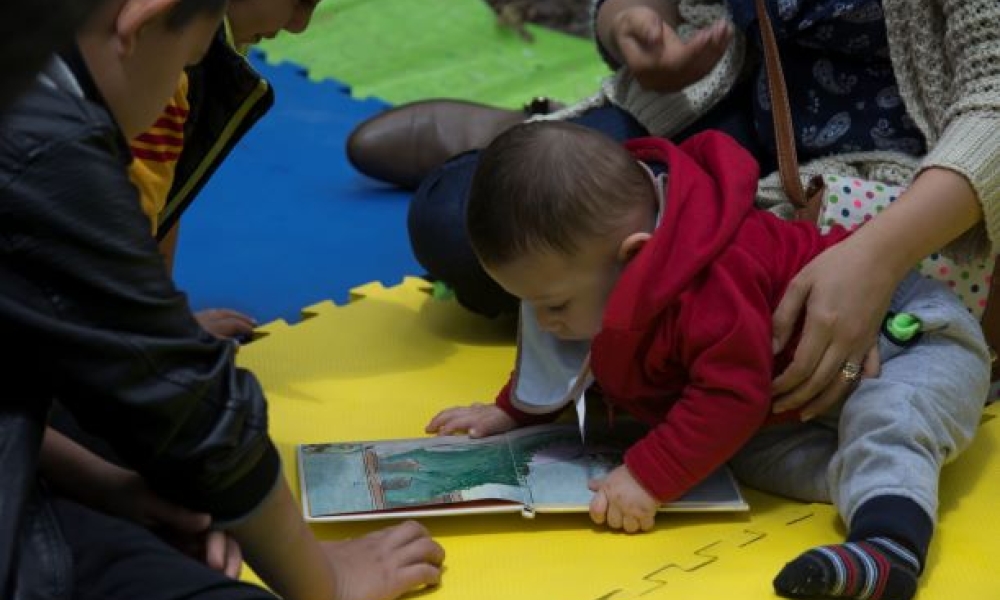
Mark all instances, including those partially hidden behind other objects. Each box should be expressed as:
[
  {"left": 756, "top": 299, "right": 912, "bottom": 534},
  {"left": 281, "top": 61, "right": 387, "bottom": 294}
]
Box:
[{"left": 173, "top": 51, "right": 414, "bottom": 324}]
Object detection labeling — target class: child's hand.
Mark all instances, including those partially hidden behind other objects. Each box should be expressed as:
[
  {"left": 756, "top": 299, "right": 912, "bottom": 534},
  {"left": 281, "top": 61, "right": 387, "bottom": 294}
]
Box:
[
  {"left": 203, "top": 530, "right": 243, "bottom": 579},
  {"left": 588, "top": 465, "right": 658, "bottom": 533},
  {"left": 610, "top": 7, "right": 732, "bottom": 93},
  {"left": 115, "top": 472, "right": 244, "bottom": 578},
  {"left": 321, "top": 520, "right": 444, "bottom": 600},
  {"left": 425, "top": 403, "right": 517, "bottom": 438},
  {"left": 195, "top": 308, "right": 257, "bottom": 341},
  {"left": 42, "top": 429, "right": 243, "bottom": 576},
  {"left": 158, "top": 521, "right": 244, "bottom": 579}
]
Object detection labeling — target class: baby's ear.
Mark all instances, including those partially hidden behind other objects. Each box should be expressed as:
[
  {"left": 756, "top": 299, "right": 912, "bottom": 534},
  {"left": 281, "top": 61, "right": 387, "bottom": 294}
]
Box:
[{"left": 617, "top": 232, "right": 651, "bottom": 263}]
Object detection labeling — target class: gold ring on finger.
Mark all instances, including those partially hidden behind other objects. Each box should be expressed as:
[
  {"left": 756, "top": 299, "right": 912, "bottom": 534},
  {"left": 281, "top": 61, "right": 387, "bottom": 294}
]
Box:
[{"left": 840, "top": 361, "right": 862, "bottom": 384}]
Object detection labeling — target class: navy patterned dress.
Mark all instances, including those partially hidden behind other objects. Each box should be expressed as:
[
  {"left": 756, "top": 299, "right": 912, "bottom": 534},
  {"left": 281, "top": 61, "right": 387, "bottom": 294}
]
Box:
[{"left": 728, "top": 0, "right": 926, "bottom": 160}]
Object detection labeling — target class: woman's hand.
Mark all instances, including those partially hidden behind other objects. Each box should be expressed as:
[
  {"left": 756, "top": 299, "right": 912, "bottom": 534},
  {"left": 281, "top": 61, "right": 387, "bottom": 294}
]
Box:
[
  {"left": 772, "top": 168, "right": 984, "bottom": 418},
  {"left": 607, "top": 6, "right": 732, "bottom": 93},
  {"left": 770, "top": 240, "right": 892, "bottom": 419}
]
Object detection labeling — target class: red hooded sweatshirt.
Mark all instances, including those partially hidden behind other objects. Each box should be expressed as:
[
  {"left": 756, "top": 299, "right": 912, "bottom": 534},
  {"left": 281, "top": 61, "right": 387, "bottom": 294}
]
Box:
[{"left": 498, "top": 131, "right": 848, "bottom": 502}]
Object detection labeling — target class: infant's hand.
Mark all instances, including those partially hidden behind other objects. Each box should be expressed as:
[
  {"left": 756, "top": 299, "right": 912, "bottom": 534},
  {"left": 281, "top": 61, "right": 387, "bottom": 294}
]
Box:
[
  {"left": 425, "top": 403, "right": 516, "bottom": 438},
  {"left": 611, "top": 7, "right": 732, "bottom": 93},
  {"left": 588, "top": 465, "right": 658, "bottom": 533}
]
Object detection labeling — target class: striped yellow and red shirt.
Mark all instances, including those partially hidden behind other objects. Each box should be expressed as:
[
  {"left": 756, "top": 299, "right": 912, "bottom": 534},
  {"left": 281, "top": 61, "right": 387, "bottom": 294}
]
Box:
[{"left": 129, "top": 73, "right": 190, "bottom": 235}]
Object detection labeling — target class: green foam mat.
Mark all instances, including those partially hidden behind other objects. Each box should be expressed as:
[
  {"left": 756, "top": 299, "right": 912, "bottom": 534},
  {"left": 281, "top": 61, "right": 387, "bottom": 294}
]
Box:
[{"left": 257, "top": 0, "right": 610, "bottom": 108}]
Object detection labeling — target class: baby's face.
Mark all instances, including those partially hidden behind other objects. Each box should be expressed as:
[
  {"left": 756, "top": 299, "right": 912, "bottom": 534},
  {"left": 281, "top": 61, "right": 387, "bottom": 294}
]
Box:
[{"left": 486, "top": 244, "right": 622, "bottom": 341}]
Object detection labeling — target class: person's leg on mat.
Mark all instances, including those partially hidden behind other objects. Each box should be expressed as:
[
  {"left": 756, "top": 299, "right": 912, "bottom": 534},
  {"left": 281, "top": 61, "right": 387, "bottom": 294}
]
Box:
[
  {"left": 55, "top": 498, "right": 276, "bottom": 600},
  {"left": 773, "top": 275, "right": 989, "bottom": 600}
]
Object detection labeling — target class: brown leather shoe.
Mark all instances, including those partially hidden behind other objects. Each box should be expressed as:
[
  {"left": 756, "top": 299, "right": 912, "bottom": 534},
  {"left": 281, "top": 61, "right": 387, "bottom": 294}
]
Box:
[{"left": 346, "top": 99, "right": 535, "bottom": 189}]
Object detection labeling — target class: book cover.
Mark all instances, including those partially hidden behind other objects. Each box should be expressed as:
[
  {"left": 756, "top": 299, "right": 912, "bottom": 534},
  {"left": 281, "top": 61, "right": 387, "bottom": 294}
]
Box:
[{"left": 298, "top": 422, "right": 749, "bottom": 522}]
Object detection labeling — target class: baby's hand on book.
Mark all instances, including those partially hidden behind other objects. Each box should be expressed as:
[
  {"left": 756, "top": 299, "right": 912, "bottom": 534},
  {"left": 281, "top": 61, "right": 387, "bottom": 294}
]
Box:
[
  {"left": 588, "top": 465, "right": 658, "bottom": 533},
  {"left": 425, "top": 403, "right": 516, "bottom": 438}
]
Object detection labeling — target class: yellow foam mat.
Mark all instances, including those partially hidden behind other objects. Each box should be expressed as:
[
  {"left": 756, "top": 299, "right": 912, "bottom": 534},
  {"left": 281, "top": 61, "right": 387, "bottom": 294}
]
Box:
[{"left": 237, "top": 277, "right": 1000, "bottom": 599}]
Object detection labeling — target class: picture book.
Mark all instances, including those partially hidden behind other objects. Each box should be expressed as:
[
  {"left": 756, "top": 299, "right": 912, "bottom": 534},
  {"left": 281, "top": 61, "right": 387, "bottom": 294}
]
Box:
[{"left": 298, "top": 422, "right": 749, "bottom": 522}]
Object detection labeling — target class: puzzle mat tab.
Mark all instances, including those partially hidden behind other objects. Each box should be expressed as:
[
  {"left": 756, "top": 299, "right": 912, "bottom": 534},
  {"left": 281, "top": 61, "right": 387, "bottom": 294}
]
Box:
[
  {"left": 256, "top": 0, "right": 610, "bottom": 108},
  {"left": 238, "top": 278, "right": 1000, "bottom": 599}
]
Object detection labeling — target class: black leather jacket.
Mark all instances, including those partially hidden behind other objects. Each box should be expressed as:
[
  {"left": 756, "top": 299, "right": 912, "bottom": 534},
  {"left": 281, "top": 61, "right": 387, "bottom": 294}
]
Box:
[
  {"left": 156, "top": 31, "right": 274, "bottom": 238},
  {"left": 0, "top": 56, "right": 280, "bottom": 598}
]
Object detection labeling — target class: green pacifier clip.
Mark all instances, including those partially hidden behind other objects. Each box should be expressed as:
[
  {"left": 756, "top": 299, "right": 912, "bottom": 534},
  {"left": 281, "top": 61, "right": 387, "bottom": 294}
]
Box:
[{"left": 885, "top": 312, "right": 921, "bottom": 344}]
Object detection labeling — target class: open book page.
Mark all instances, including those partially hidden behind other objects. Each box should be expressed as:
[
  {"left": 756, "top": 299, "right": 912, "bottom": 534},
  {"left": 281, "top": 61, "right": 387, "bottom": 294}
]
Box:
[
  {"left": 299, "top": 422, "right": 747, "bottom": 521},
  {"left": 507, "top": 423, "right": 749, "bottom": 513},
  {"left": 506, "top": 423, "right": 622, "bottom": 511},
  {"left": 299, "top": 434, "right": 528, "bottom": 521}
]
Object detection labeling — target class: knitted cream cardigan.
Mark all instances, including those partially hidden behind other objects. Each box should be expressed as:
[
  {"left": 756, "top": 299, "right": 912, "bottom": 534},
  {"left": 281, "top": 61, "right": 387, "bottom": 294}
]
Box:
[{"left": 548, "top": 0, "right": 1000, "bottom": 258}]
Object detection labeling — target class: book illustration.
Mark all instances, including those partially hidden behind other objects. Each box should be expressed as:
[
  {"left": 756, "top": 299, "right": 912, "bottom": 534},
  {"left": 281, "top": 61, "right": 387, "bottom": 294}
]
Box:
[
  {"left": 364, "top": 437, "right": 522, "bottom": 509},
  {"left": 509, "top": 424, "right": 634, "bottom": 509},
  {"left": 301, "top": 435, "right": 524, "bottom": 517},
  {"left": 299, "top": 423, "right": 748, "bottom": 521}
]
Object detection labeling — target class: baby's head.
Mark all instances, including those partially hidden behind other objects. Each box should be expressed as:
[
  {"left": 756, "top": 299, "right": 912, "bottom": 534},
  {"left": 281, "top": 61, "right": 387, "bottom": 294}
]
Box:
[{"left": 467, "top": 121, "right": 658, "bottom": 340}]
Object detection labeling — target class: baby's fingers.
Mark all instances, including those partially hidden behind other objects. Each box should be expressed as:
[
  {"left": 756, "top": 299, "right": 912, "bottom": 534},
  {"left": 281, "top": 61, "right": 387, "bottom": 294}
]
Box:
[
  {"left": 589, "top": 488, "right": 609, "bottom": 526},
  {"left": 424, "top": 411, "right": 450, "bottom": 434},
  {"left": 425, "top": 406, "right": 476, "bottom": 434},
  {"left": 469, "top": 410, "right": 516, "bottom": 439},
  {"left": 623, "top": 514, "right": 641, "bottom": 534}
]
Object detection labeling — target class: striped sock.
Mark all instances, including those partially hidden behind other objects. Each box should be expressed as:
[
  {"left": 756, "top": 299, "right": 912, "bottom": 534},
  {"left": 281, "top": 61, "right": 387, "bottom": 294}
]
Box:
[{"left": 773, "top": 537, "right": 921, "bottom": 600}]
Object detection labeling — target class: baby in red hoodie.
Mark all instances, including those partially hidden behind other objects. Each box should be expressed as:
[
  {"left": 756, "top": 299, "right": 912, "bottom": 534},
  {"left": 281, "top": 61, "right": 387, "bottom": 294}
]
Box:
[{"left": 426, "top": 121, "right": 989, "bottom": 600}]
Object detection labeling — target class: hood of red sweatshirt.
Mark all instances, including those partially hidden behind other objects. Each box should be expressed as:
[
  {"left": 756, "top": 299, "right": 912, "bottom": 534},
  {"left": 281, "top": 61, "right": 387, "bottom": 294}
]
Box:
[{"left": 603, "top": 131, "right": 761, "bottom": 335}]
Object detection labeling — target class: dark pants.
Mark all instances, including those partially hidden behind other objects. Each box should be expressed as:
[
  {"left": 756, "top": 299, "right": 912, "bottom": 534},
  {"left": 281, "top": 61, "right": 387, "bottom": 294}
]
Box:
[
  {"left": 55, "top": 498, "right": 275, "bottom": 600},
  {"left": 407, "top": 80, "right": 767, "bottom": 317}
]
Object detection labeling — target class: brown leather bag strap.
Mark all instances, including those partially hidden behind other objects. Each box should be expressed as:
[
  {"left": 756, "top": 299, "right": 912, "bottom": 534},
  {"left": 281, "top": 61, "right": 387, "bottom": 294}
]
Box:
[
  {"left": 981, "top": 260, "right": 1000, "bottom": 377},
  {"left": 753, "top": 0, "right": 808, "bottom": 210}
]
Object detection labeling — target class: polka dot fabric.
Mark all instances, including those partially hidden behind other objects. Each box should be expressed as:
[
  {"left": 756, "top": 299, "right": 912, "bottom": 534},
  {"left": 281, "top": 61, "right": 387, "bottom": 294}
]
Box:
[{"left": 817, "top": 174, "right": 996, "bottom": 318}]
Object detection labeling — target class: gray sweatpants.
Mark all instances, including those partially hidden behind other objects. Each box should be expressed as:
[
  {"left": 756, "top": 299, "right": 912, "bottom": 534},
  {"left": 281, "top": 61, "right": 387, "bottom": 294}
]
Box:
[{"left": 730, "top": 272, "right": 990, "bottom": 526}]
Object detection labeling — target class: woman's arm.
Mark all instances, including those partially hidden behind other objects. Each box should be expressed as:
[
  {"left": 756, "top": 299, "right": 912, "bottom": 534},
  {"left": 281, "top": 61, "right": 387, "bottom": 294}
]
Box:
[
  {"left": 844, "top": 169, "right": 982, "bottom": 278},
  {"left": 770, "top": 0, "right": 1000, "bottom": 415},
  {"left": 772, "top": 168, "right": 982, "bottom": 417}
]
